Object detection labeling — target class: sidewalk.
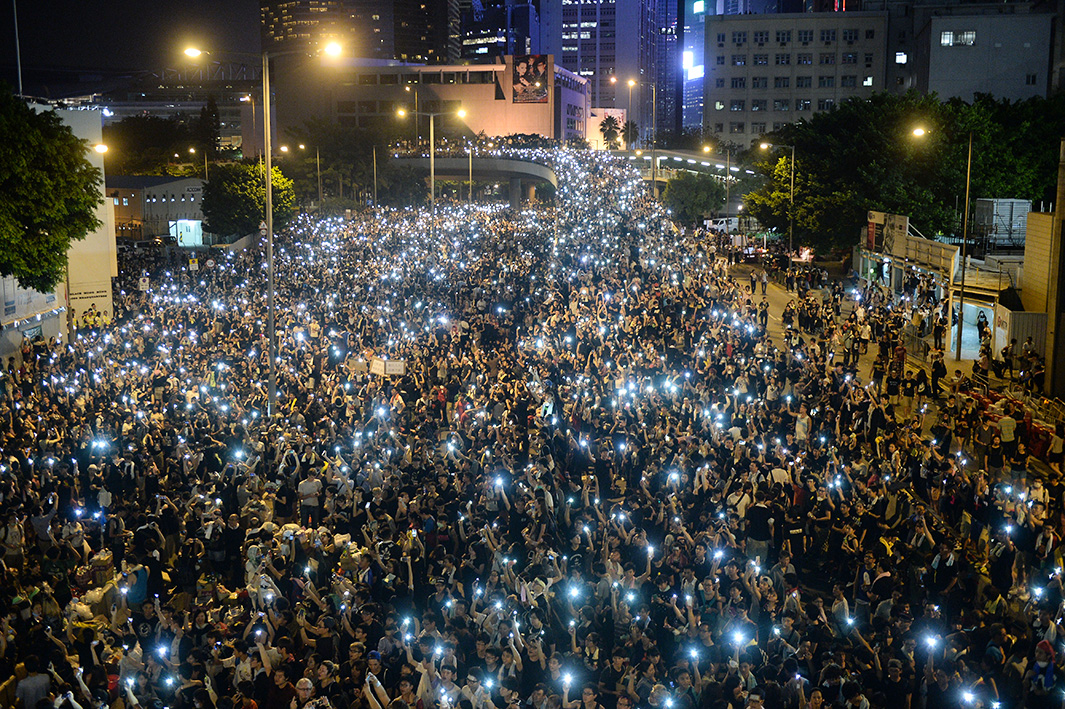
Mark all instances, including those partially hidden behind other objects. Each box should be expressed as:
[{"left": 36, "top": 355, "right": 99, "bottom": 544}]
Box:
[{"left": 729, "top": 262, "right": 1058, "bottom": 481}]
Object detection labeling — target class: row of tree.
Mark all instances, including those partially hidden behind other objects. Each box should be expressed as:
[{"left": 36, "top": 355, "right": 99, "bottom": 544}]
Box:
[{"left": 744, "top": 91, "right": 1065, "bottom": 252}]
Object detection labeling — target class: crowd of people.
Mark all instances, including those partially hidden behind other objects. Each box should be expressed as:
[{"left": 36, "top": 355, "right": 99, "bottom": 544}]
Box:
[{"left": 2, "top": 144, "right": 1064, "bottom": 709}]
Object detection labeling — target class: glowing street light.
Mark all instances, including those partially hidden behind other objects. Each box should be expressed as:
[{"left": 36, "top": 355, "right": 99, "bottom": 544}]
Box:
[
  {"left": 760, "top": 141, "right": 796, "bottom": 259},
  {"left": 189, "top": 146, "right": 207, "bottom": 179},
  {"left": 913, "top": 125, "right": 972, "bottom": 362},
  {"left": 184, "top": 39, "right": 342, "bottom": 416},
  {"left": 396, "top": 105, "right": 469, "bottom": 240}
]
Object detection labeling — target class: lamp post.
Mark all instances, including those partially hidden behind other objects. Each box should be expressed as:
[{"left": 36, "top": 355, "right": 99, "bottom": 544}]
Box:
[
  {"left": 912, "top": 127, "right": 971, "bottom": 361},
  {"left": 397, "top": 106, "right": 468, "bottom": 239},
  {"left": 184, "top": 41, "right": 341, "bottom": 417},
  {"left": 404, "top": 85, "right": 420, "bottom": 146},
  {"left": 759, "top": 142, "right": 795, "bottom": 260},
  {"left": 189, "top": 146, "right": 208, "bottom": 180},
  {"left": 627, "top": 79, "right": 635, "bottom": 141},
  {"left": 651, "top": 82, "right": 657, "bottom": 195},
  {"left": 297, "top": 143, "right": 322, "bottom": 205}
]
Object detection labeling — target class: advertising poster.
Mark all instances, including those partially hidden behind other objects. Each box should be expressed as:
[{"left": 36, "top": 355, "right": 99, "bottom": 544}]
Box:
[{"left": 513, "top": 55, "right": 549, "bottom": 103}]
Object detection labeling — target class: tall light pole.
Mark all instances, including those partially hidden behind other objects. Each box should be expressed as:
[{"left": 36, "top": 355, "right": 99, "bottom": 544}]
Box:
[
  {"left": 404, "top": 85, "right": 420, "bottom": 145},
  {"left": 297, "top": 143, "right": 322, "bottom": 204},
  {"left": 12, "top": 0, "right": 23, "bottom": 96},
  {"left": 760, "top": 142, "right": 795, "bottom": 259},
  {"left": 912, "top": 126, "right": 971, "bottom": 361},
  {"left": 189, "top": 146, "right": 208, "bottom": 180},
  {"left": 185, "top": 40, "right": 341, "bottom": 417},
  {"left": 650, "top": 82, "right": 658, "bottom": 195},
  {"left": 397, "top": 106, "right": 468, "bottom": 239},
  {"left": 725, "top": 149, "right": 731, "bottom": 247},
  {"left": 956, "top": 131, "right": 973, "bottom": 362},
  {"left": 627, "top": 79, "right": 635, "bottom": 140}
]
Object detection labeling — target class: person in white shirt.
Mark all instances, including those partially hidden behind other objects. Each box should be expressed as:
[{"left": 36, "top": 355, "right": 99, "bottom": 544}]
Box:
[{"left": 298, "top": 472, "right": 323, "bottom": 526}]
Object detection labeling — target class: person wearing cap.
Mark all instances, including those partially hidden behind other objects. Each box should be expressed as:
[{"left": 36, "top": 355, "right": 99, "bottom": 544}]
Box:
[
  {"left": 1023, "top": 639, "right": 1058, "bottom": 705},
  {"left": 878, "top": 658, "right": 913, "bottom": 708},
  {"left": 364, "top": 651, "right": 390, "bottom": 691}
]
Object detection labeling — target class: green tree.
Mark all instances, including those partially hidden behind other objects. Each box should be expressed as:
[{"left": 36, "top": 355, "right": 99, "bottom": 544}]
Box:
[
  {"left": 745, "top": 91, "right": 1065, "bottom": 253},
  {"left": 377, "top": 163, "right": 429, "bottom": 207},
  {"left": 0, "top": 87, "right": 102, "bottom": 292},
  {"left": 599, "top": 115, "right": 621, "bottom": 150},
  {"left": 622, "top": 121, "right": 639, "bottom": 149},
  {"left": 102, "top": 115, "right": 196, "bottom": 175},
  {"left": 201, "top": 162, "right": 295, "bottom": 237},
  {"left": 194, "top": 96, "right": 222, "bottom": 158},
  {"left": 662, "top": 172, "right": 726, "bottom": 225}
]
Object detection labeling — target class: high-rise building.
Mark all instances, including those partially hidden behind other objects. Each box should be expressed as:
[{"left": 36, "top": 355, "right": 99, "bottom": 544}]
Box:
[
  {"left": 681, "top": 0, "right": 706, "bottom": 130},
  {"left": 863, "top": 0, "right": 1053, "bottom": 99},
  {"left": 460, "top": 0, "right": 540, "bottom": 60},
  {"left": 261, "top": 0, "right": 359, "bottom": 55},
  {"left": 656, "top": 0, "right": 680, "bottom": 136},
  {"left": 540, "top": 0, "right": 659, "bottom": 144},
  {"left": 703, "top": 11, "right": 888, "bottom": 147},
  {"left": 261, "top": 0, "right": 460, "bottom": 64}
]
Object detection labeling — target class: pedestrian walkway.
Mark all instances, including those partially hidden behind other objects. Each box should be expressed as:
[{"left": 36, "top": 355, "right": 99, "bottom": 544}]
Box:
[{"left": 731, "top": 261, "right": 1060, "bottom": 482}]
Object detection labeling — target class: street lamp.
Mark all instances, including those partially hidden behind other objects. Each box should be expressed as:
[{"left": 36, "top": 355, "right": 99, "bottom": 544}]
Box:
[
  {"left": 184, "top": 40, "right": 342, "bottom": 417},
  {"left": 913, "top": 126, "right": 972, "bottom": 362},
  {"left": 189, "top": 146, "right": 208, "bottom": 180},
  {"left": 397, "top": 106, "right": 468, "bottom": 238},
  {"left": 627, "top": 79, "right": 636, "bottom": 139},
  {"left": 760, "top": 142, "right": 796, "bottom": 260},
  {"left": 296, "top": 143, "right": 323, "bottom": 205}
]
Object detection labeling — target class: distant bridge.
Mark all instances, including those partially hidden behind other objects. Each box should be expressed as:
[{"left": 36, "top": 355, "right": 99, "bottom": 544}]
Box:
[{"left": 393, "top": 155, "right": 556, "bottom": 208}]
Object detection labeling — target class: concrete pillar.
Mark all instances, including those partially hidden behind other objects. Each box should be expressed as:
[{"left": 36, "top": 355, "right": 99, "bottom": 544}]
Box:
[
  {"left": 527, "top": 183, "right": 537, "bottom": 202},
  {"left": 509, "top": 178, "right": 522, "bottom": 210}
]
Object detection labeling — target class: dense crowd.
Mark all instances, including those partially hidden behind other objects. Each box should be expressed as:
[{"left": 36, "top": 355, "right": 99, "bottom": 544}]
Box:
[{"left": 1, "top": 144, "right": 1063, "bottom": 709}]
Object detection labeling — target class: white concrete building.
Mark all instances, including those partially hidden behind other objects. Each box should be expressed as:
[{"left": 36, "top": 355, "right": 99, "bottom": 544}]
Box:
[{"left": 703, "top": 11, "right": 888, "bottom": 147}]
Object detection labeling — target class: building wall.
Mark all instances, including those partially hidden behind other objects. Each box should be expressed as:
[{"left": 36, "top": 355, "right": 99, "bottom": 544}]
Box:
[
  {"left": 142, "top": 179, "right": 206, "bottom": 237},
  {"left": 54, "top": 108, "right": 117, "bottom": 326},
  {"left": 703, "top": 12, "right": 887, "bottom": 148},
  {"left": 109, "top": 187, "right": 144, "bottom": 240},
  {"left": 1021, "top": 211, "right": 1054, "bottom": 313},
  {"left": 863, "top": 0, "right": 1053, "bottom": 98},
  {"left": 272, "top": 57, "right": 588, "bottom": 144},
  {"left": 917, "top": 12, "right": 1052, "bottom": 101}
]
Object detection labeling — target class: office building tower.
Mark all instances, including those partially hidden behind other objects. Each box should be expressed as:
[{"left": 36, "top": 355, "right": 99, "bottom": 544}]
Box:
[
  {"left": 656, "top": 0, "right": 680, "bottom": 136},
  {"left": 261, "top": 0, "right": 460, "bottom": 64},
  {"left": 862, "top": 0, "right": 1052, "bottom": 99},
  {"left": 541, "top": 0, "right": 659, "bottom": 144},
  {"left": 681, "top": 0, "right": 706, "bottom": 129},
  {"left": 704, "top": 11, "right": 888, "bottom": 147},
  {"left": 461, "top": 0, "right": 541, "bottom": 59}
]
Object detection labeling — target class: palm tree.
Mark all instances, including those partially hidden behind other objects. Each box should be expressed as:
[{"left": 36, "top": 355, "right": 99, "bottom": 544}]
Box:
[
  {"left": 599, "top": 115, "right": 621, "bottom": 150},
  {"left": 622, "top": 120, "right": 639, "bottom": 149}
]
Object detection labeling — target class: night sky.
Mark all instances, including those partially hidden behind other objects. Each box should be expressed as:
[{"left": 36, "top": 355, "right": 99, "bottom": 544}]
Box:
[{"left": 0, "top": 0, "right": 261, "bottom": 96}]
